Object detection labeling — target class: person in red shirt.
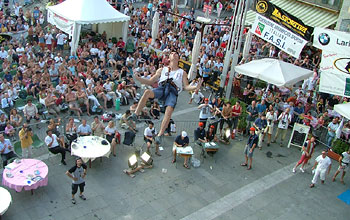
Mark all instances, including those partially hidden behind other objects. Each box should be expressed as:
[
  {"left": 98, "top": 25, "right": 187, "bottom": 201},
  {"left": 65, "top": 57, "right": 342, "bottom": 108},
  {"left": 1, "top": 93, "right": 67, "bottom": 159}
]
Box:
[
  {"left": 231, "top": 101, "right": 242, "bottom": 137},
  {"left": 117, "top": 37, "right": 125, "bottom": 49},
  {"left": 216, "top": 48, "right": 224, "bottom": 58},
  {"left": 96, "top": 39, "right": 106, "bottom": 49}
]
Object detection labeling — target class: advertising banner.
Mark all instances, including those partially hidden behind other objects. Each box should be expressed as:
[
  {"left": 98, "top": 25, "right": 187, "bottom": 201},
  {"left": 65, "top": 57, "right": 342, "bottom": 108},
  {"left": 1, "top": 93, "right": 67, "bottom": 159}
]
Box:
[
  {"left": 251, "top": 14, "right": 307, "bottom": 58},
  {"left": 313, "top": 27, "right": 350, "bottom": 97},
  {"left": 255, "top": 0, "right": 313, "bottom": 40},
  {"left": 47, "top": 10, "right": 74, "bottom": 36}
]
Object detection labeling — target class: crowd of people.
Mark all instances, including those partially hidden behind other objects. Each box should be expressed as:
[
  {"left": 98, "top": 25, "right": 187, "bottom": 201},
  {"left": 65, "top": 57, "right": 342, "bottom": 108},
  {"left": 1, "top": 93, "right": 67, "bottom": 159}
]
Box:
[{"left": 0, "top": 0, "right": 349, "bottom": 200}]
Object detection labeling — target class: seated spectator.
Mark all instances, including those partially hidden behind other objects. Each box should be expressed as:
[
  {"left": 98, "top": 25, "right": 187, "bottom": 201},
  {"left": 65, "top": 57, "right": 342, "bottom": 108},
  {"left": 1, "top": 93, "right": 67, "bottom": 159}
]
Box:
[
  {"left": 66, "top": 117, "right": 78, "bottom": 145},
  {"left": 45, "top": 92, "right": 61, "bottom": 117},
  {"left": 150, "top": 101, "right": 161, "bottom": 119},
  {"left": 188, "top": 89, "right": 204, "bottom": 104},
  {"left": 195, "top": 122, "right": 207, "bottom": 145},
  {"left": 4, "top": 122, "right": 15, "bottom": 140},
  {"left": 9, "top": 109, "right": 22, "bottom": 128},
  {"left": 77, "top": 119, "right": 92, "bottom": 136},
  {"left": 66, "top": 88, "right": 82, "bottom": 119},
  {"left": 45, "top": 130, "right": 69, "bottom": 165},
  {"left": 119, "top": 110, "right": 137, "bottom": 133},
  {"left": 206, "top": 125, "right": 218, "bottom": 142},
  {"left": 144, "top": 122, "right": 161, "bottom": 156},
  {"left": 91, "top": 116, "right": 105, "bottom": 138},
  {"left": 0, "top": 133, "right": 17, "bottom": 167},
  {"left": 23, "top": 99, "right": 40, "bottom": 123},
  {"left": 104, "top": 121, "right": 119, "bottom": 157},
  {"left": 172, "top": 131, "right": 190, "bottom": 168}
]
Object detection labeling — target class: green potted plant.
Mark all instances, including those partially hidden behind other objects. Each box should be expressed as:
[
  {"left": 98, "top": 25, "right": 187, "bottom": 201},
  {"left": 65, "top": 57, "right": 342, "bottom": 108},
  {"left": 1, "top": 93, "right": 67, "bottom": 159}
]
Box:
[{"left": 328, "top": 139, "right": 350, "bottom": 161}]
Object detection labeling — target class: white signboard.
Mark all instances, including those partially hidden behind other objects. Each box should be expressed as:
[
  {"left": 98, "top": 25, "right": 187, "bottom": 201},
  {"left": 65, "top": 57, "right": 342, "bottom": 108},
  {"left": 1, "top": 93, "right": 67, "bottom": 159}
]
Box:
[
  {"left": 288, "top": 123, "right": 310, "bottom": 149},
  {"left": 251, "top": 14, "right": 308, "bottom": 59},
  {"left": 313, "top": 28, "right": 350, "bottom": 97},
  {"left": 47, "top": 10, "right": 74, "bottom": 36}
]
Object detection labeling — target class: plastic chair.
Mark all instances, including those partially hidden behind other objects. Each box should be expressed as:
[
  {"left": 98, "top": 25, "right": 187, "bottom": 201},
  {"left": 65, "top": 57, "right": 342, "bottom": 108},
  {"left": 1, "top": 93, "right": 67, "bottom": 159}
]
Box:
[
  {"left": 13, "top": 141, "right": 23, "bottom": 157},
  {"left": 32, "top": 134, "right": 45, "bottom": 149}
]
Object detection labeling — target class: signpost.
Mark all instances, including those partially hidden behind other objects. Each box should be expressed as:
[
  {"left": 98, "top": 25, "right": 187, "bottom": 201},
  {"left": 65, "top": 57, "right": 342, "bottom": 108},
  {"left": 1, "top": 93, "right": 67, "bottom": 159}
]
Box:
[{"left": 288, "top": 123, "right": 310, "bottom": 149}]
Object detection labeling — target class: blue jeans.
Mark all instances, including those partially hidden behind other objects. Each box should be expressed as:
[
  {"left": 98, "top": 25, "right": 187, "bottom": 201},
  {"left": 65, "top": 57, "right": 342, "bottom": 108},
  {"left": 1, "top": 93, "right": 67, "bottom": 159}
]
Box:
[
  {"left": 153, "top": 82, "right": 178, "bottom": 108},
  {"left": 326, "top": 133, "right": 335, "bottom": 148}
]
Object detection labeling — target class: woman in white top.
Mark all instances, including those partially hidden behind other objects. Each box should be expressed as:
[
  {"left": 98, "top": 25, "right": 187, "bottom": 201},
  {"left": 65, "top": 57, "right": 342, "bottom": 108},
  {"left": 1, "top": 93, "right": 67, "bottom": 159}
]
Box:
[{"left": 104, "top": 121, "right": 118, "bottom": 157}]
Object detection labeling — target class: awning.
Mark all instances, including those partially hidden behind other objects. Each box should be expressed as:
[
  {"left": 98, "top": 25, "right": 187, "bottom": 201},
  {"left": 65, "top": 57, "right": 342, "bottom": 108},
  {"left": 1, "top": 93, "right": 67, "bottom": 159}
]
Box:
[{"left": 245, "top": 0, "right": 339, "bottom": 28}]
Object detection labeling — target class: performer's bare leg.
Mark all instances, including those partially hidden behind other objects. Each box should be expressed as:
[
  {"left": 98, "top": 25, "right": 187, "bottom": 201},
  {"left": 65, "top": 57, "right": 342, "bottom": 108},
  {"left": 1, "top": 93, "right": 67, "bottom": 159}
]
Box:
[
  {"left": 135, "top": 89, "right": 154, "bottom": 115},
  {"left": 158, "top": 106, "right": 174, "bottom": 136}
]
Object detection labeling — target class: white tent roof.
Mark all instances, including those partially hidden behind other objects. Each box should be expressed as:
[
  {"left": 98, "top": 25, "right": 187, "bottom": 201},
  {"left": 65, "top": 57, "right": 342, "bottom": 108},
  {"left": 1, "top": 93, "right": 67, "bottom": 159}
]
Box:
[
  {"left": 47, "top": 0, "right": 129, "bottom": 24},
  {"left": 334, "top": 103, "right": 350, "bottom": 120},
  {"left": 234, "top": 58, "right": 313, "bottom": 87}
]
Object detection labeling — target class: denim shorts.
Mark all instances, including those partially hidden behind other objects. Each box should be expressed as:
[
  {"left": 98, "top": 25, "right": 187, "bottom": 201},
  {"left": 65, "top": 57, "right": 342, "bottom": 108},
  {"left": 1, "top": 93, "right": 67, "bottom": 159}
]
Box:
[
  {"left": 244, "top": 145, "right": 254, "bottom": 158},
  {"left": 152, "top": 83, "right": 178, "bottom": 108}
]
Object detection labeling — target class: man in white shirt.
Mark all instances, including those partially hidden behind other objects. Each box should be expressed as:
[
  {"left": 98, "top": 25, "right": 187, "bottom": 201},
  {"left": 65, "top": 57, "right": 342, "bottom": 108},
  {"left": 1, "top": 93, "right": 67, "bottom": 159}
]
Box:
[
  {"left": 1, "top": 93, "right": 13, "bottom": 116},
  {"left": 144, "top": 122, "right": 161, "bottom": 156},
  {"left": 45, "top": 130, "right": 68, "bottom": 165},
  {"left": 45, "top": 31, "right": 53, "bottom": 51},
  {"left": 310, "top": 150, "right": 332, "bottom": 188},
  {"left": 56, "top": 81, "right": 67, "bottom": 97},
  {"left": 0, "top": 47, "right": 8, "bottom": 59},
  {"left": 188, "top": 89, "right": 204, "bottom": 104},
  {"left": 103, "top": 79, "right": 117, "bottom": 106},
  {"left": 272, "top": 108, "right": 292, "bottom": 147},
  {"left": 56, "top": 30, "right": 67, "bottom": 53},
  {"left": 332, "top": 149, "right": 350, "bottom": 184}
]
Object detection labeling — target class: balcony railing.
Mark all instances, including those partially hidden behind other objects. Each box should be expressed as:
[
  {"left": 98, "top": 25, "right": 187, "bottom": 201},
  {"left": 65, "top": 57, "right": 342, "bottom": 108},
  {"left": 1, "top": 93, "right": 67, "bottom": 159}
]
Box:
[{"left": 297, "top": 0, "right": 343, "bottom": 12}]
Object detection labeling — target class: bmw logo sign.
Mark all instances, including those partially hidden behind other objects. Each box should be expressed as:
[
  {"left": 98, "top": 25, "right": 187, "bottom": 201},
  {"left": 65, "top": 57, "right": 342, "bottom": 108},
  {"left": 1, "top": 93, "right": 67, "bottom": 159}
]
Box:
[{"left": 318, "top": 33, "right": 330, "bottom": 46}]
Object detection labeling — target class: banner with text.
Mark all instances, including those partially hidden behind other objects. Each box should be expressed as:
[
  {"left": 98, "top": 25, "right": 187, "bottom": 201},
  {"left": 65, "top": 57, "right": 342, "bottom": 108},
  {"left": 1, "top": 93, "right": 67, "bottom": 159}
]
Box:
[
  {"left": 313, "top": 28, "right": 350, "bottom": 97},
  {"left": 47, "top": 10, "right": 74, "bottom": 36},
  {"left": 251, "top": 14, "right": 307, "bottom": 58},
  {"left": 255, "top": 0, "right": 313, "bottom": 40}
]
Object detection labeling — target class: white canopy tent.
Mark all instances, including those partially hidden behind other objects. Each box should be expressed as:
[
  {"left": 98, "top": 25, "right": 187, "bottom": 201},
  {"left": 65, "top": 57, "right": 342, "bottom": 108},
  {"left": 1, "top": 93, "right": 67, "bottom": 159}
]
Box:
[
  {"left": 334, "top": 103, "right": 350, "bottom": 120},
  {"left": 234, "top": 58, "right": 313, "bottom": 87},
  {"left": 47, "top": 0, "right": 130, "bottom": 55}
]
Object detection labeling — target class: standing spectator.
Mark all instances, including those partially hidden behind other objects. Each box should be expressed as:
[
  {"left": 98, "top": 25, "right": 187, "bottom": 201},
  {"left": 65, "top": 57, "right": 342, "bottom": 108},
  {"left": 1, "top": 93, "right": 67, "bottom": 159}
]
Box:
[
  {"left": 77, "top": 119, "right": 92, "bottom": 136},
  {"left": 332, "top": 148, "right": 350, "bottom": 184},
  {"left": 18, "top": 123, "right": 33, "bottom": 158},
  {"left": 56, "top": 30, "right": 67, "bottom": 53},
  {"left": 241, "top": 127, "right": 258, "bottom": 170},
  {"left": 253, "top": 114, "right": 267, "bottom": 150},
  {"left": 23, "top": 99, "right": 40, "bottom": 123},
  {"left": 0, "top": 133, "right": 17, "bottom": 167},
  {"left": 45, "top": 30, "right": 53, "bottom": 52},
  {"left": 45, "top": 130, "right": 68, "bottom": 165},
  {"left": 292, "top": 136, "right": 316, "bottom": 173},
  {"left": 326, "top": 118, "right": 339, "bottom": 148},
  {"left": 272, "top": 108, "right": 292, "bottom": 147},
  {"left": 219, "top": 102, "right": 232, "bottom": 137},
  {"left": 310, "top": 150, "right": 332, "bottom": 188},
  {"left": 246, "top": 100, "right": 258, "bottom": 135},
  {"left": 198, "top": 98, "right": 213, "bottom": 128},
  {"left": 231, "top": 101, "right": 242, "bottom": 137},
  {"left": 66, "top": 158, "right": 87, "bottom": 204}
]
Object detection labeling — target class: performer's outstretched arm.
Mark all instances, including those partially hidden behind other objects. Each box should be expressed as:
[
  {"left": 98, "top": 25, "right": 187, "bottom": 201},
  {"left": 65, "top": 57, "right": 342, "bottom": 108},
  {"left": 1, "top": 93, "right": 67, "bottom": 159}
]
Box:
[
  {"left": 134, "top": 68, "right": 162, "bottom": 86},
  {"left": 182, "top": 72, "right": 203, "bottom": 91}
]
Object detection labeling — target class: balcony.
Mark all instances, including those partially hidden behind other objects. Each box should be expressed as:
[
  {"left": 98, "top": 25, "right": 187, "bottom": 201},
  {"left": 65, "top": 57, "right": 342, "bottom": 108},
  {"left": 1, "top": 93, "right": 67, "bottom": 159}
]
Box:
[{"left": 297, "top": 0, "right": 343, "bottom": 12}]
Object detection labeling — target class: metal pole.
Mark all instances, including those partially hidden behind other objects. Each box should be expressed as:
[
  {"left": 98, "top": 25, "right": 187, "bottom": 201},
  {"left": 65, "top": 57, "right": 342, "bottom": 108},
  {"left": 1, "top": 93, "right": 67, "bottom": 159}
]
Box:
[
  {"left": 220, "top": 0, "right": 241, "bottom": 89},
  {"left": 225, "top": 0, "right": 248, "bottom": 99}
]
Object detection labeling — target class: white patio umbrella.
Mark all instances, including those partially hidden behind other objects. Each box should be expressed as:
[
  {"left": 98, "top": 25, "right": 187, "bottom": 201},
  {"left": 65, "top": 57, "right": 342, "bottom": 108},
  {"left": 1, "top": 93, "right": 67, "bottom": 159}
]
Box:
[
  {"left": 151, "top": 11, "right": 160, "bottom": 46},
  {"left": 188, "top": 31, "right": 202, "bottom": 81},
  {"left": 242, "top": 31, "right": 252, "bottom": 59},
  {"left": 334, "top": 102, "right": 350, "bottom": 139},
  {"left": 234, "top": 58, "right": 313, "bottom": 87}
]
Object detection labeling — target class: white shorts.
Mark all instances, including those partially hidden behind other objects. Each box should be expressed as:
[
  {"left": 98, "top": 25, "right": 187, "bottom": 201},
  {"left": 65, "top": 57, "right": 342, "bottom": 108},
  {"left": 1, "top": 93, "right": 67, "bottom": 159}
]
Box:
[{"left": 338, "top": 163, "right": 349, "bottom": 171}]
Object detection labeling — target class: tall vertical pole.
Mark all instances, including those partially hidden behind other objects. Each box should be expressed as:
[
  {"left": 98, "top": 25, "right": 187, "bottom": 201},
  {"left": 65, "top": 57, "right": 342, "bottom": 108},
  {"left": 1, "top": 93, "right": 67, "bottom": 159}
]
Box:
[
  {"left": 225, "top": 0, "right": 248, "bottom": 98},
  {"left": 220, "top": 0, "right": 241, "bottom": 90}
]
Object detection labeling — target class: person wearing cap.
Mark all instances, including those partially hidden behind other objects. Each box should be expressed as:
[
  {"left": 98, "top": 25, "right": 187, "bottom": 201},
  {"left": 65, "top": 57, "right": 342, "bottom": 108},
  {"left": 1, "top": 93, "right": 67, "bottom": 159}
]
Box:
[
  {"left": 195, "top": 122, "right": 207, "bottom": 145},
  {"left": 241, "top": 127, "right": 258, "bottom": 170},
  {"left": 206, "top": 125, "right": 218, "bottom": 142},
  {"left": 310, "top": 150, "right": 332, "bottom": 188},
  {"left": 198, "top": 98, "right": 213, "bottom": 128},
  {"left": 172, "top": 131, "right": 190, "bottom": 168}
]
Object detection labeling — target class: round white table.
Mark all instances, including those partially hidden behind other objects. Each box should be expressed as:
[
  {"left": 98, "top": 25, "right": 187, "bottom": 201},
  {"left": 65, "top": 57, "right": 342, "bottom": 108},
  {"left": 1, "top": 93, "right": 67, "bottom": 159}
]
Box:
[
  {"left": 71, "top": 136, "right": 111, "bottom": 168},
  {"left": 0, "top": 187, "right": 12, "bottom": 218}
]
